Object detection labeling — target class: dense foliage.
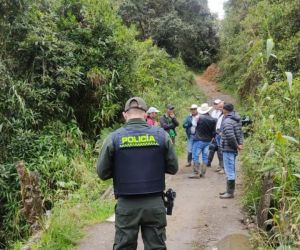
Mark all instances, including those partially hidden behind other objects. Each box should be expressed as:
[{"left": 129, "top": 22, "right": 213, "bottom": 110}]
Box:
[
  {"left": 219, "top": 0, "right": 300, "bottom": 248},
  {"left": 0, "top": 0, "right": 196, "bottom": 247},
  {"left": 219, "top": 0, "right": 300, "bottom": 95},
  {"left": 118, "top": 0, "right": 219, "bottom": 68}
]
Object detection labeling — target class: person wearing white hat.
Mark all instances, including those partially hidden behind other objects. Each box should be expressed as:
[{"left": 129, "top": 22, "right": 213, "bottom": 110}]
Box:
[
  {"left": 182, "top": 104, "right": 199, "bottom": 167},
  {"left": 207, "top": 100, "right": 225, "bottom": 171},
  {"left": 210, "top": 99, "right": 223, "bottom": 119},
  {"left": 146, "top": 107, "right": 160, "bottom": 126},
  {"left": 190, "top": 103, "right": 217, "bottom": 179}
]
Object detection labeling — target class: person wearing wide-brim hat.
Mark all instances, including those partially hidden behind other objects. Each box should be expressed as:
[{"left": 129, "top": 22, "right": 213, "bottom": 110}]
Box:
[
  {"left": 146, "top": 107, "right": 160, "bottom": 126},
  {"left": 183, "top": 104, "right": 199, "bottom": 167},
  {"left": 189, "top": 103, "right": 217, "bottom": 179}
]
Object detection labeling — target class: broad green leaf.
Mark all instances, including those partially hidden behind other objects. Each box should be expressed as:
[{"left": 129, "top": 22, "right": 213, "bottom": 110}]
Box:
[
  {"left": 270, "top": 53, "right": 277, "bottom": 59},
  {"left": 285, "top": 72, "right": 293, "bottom": 90},
  {"left": 282, "top": 135, "right": 299, "bottom": 144},
  {"left": 294, "top": 174, "right": 300, "bottom": 179},
  {"left": 266, "top": 38, "right": 274, "bottom": 62}
]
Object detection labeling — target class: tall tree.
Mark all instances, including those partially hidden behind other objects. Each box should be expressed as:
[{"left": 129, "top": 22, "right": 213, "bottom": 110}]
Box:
[{"left": 118, "top": 0, "right": 219, "bottom": 68}]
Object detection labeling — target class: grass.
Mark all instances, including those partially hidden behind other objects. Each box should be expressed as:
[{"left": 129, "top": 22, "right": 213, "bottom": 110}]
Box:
[
  {"left": 32, "top": 199, "right": 115, "bottom": 250},
  {"left": 12, "top": 181, "right": 115, "bottom": 250}
]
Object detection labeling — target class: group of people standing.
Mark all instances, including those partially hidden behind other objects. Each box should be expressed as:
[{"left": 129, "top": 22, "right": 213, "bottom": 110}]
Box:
[
  {"left": 145, "top": 99, "right": 244, "bottom": 199},
  {"left": 97, "top": 97, "right": 244, "bottom": 249},
  {"left": 183, "top": 99, "right": 243, "bottom": 199},
  {"left": 145, "top": 104, "right": 179, "bottom": 144}
]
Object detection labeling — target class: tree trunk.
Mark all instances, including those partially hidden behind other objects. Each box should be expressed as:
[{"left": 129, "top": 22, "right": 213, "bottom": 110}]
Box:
[
  {"left": 16, "top": 161, "right": 43, "bottom": 234},
  {"left": 257, "top": 171, "right": 274, "bottom": 230}
]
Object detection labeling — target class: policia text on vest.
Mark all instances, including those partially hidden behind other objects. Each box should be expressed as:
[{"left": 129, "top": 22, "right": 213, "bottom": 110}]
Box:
[{"left": 120, "top": 134, "right": 159, "bottom": 148}]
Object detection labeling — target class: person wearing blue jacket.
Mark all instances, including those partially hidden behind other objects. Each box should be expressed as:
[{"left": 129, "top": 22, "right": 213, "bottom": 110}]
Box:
[{"left": 182, "top": 104, "right": 199, "bottom": 167}]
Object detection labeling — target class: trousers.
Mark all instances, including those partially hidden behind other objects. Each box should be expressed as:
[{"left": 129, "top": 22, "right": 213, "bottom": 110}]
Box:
[
  {"left": 187, "top": 137, "right": 193, "bottom": 153},
  {"left": 114, "top": 196, "right": 167, "bottom": 250},
  {"left": 223, "top": 152, "right": 237, "bottom": 180},
  {"left": 192, "top": 140, "right": 210, "bottom": 165}
]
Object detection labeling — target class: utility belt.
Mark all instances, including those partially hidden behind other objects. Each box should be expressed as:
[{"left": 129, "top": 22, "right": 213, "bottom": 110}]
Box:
[
  {"left": 116, "top": 189, "right": 177, "bottom": 216},
  {"left": 116, "top": 192, "right": 163, "bottom": 199}
]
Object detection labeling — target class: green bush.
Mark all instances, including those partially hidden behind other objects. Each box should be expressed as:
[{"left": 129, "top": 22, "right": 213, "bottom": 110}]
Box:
[
  {"left": 241, "top": 78, "right": 300, "bottom": 248},
  {"left": 0, "top": 0, "right": 196, "bottom": 248},
  {"left": 219, "top": 0, "right": 300, "bottom": 248},
  {"left": 219, "top": 0, "right": 300, "bottom": 95}
]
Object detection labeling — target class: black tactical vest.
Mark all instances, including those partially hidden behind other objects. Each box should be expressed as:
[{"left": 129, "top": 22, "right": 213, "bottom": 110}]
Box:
[{"left": 112, "top": 126, "right": 166, "bottom": 196}]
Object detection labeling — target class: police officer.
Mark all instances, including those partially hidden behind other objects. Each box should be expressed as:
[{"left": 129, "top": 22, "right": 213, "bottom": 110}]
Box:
[{"left": 97, "top": 97, "right": 178, "bottom": 250}]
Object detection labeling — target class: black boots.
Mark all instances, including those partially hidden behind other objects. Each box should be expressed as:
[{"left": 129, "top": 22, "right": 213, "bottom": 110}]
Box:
[
  {"left": 207, "top": 149, "right": 215, "bottom": 167},
  {"left": 185, "top": 152, "right": 192, "bottom": 167},
  {"left": 219, "top": 180, "right": 235, "bottom": 199}
]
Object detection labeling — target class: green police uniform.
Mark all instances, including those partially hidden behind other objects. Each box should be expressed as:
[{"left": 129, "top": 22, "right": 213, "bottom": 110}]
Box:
[{"left": 97, "top": 118, "right": 178, "bottom": 250}]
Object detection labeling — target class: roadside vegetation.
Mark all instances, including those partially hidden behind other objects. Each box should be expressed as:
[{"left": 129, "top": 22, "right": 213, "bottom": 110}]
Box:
[
  {"left": 219, "top": 0, "right": 300, "bottom": 249},
  {"left": 0, "top": 0, "right": 204, "bottom": 249}
]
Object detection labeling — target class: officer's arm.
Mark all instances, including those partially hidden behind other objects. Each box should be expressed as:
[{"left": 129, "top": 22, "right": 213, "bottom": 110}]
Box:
[
  {"left": 164, "top": 133, "right": 178, "bottom": 175},
  {"left": 96, "top": 134, "right": 114, "bottom": 180}
]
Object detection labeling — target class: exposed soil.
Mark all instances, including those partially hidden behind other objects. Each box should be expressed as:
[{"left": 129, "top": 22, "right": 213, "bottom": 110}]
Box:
[
  {"left": 77, "top": 69, "right": 249, "bottom": 250},
  {"left": 196, "top": 65, "right": 235, "bottom": 105}
]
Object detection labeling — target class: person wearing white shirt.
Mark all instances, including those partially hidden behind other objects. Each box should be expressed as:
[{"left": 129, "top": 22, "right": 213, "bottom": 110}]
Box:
[{"left": 207, "top": 100, "right": 225, "bottom": 173}]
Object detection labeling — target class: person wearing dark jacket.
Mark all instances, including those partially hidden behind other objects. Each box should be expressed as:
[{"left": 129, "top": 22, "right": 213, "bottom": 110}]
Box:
[
  {"left": 160, "top": 104, "right": 179, "bottom": 144},
  {"left": 97, "top": 97, "right": 178, "bottom": 249},
  {"left": 189, "top": 103, "right": 217, "bottom": 179},
  {"left": 182, "top": 104, "right": 199, "bottom": 167},
  {"left": 219, "top": 103, "right": 243, "bottom": 199}
]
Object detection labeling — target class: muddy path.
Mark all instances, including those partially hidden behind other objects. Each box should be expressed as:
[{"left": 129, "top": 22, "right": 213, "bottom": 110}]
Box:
[
  {"left": 77, "top": 72, "right": 249, "bottom": 250},
  {"left": 195, "top": 76, "right": 235, "bottom": 105}
]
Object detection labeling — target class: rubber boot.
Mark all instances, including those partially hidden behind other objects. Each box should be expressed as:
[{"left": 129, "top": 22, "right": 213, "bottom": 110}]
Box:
[
  {"left": 207, "top": 150, "right": 215, "bottom": 167},
  {"left": 219, "top": 180, "right": 228, "bottom": 195},
  {"left": 185, "top": 152, "right": 192, "bottom": 167},
  {"left": 219, "top": 180, "right": 235, "bottom": 199},
  {"left": 200, "top": 163, "right": 207, "bottom": 177},
  {"left": 189, "top": 163, "right": 200, "bottom": 179}
]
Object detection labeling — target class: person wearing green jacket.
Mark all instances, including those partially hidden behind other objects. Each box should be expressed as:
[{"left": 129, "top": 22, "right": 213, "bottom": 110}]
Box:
[{"left": 160, "top": 104, "right": 179, "bottom": 144}]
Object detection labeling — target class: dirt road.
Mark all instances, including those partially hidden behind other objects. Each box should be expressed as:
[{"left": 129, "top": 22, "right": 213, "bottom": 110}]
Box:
[{"left": 77, "top": 72, "right": 249, "bottom": 250}]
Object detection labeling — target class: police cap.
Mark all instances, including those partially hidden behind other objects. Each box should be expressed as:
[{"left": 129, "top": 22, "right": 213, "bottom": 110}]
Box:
[{"left": 124, "top": 97, "right": 148, "bottom": 112}]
